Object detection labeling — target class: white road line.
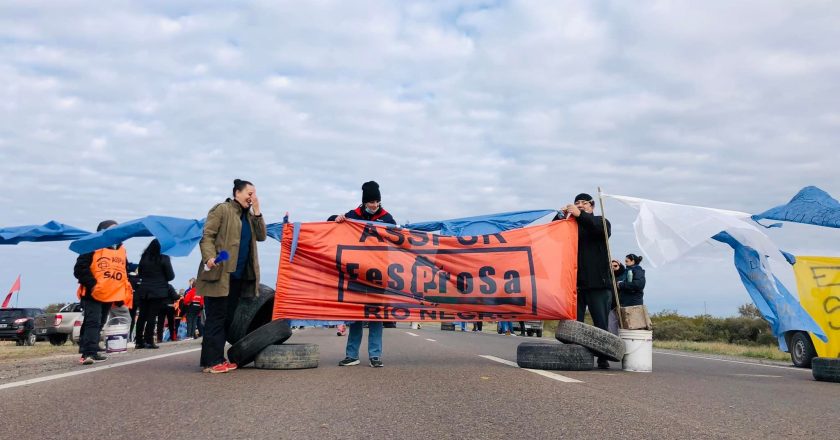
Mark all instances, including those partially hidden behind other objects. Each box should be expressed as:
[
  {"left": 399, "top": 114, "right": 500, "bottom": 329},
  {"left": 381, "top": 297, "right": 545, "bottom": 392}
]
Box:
[
  {"left": 406, "top": 332, "right": 419, "bottom": 337},
  {"left": 0, "top": 348, "right": 201, "bottom": 392},
  {"left": 479, "top": 355, "right": 583, "bottom": 383},
  {"left": 654, "top": 350, "right": 808, "bottom": 372},
  {"left": 425, "top": 338, "right": 437, "bottom": 342},
  {"left": 732, "top": 374, "right": 783, "bottom": 378}
]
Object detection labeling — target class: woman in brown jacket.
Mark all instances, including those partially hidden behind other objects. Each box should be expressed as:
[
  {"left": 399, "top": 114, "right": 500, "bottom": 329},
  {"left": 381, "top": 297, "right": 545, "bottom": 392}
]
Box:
[{"left": 196, "top": 179, "right": 267, "bottom": 373}]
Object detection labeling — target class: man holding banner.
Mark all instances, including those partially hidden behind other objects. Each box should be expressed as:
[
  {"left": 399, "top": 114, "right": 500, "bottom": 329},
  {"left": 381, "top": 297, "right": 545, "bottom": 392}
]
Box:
[
  {"left": 334, "top": 181, "right": 396, "bottom": 368},
  {"left": 556, "top": 193, "right": 613, "bottom": 369}
]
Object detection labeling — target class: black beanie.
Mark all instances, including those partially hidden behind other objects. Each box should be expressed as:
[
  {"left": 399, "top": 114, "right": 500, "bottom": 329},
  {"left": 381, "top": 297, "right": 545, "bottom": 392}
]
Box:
[
  {"left": 574, "top": 193, "right": 594, "bottom": 203},
  {"left": 97, "top": 220, "right": 118, "bottom": 231},
  {"left": 362, "top": 181, "right": 381, "bottom": 203}
]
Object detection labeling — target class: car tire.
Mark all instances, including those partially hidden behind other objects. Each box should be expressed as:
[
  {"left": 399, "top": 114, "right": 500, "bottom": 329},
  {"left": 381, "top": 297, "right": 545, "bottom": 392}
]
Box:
[
  {"left": 812, "top": 357, "right": 840, "bottom": 383},
  {"left": 790, "top": 332, "right": 816, "bottom": 368},
  {"left": 536, "top": 330, "right": 543, "bottom": 338},
  {"left": 526, "top": 330, "right": 534, "bottom": 337},
  {"left": 227, "top": 284, "right": 275, "bottom": 345},
  {"left": 516, "top": 341, "right": 594, "bottom": 371},
  {"left": 49, "top": 334, "right": 68, "bottom": 346},
  {"left": 254, "top": 343, "right": 319, "bottom": 370},
  {"left": 24, "top": 331, "right": 36, "bottom": 346},
  {"left": 227, "top": 318, "right": 292, "bottom": 367},
  {"left": 554, "top": 319, "right": 625, "bottom": 362}
]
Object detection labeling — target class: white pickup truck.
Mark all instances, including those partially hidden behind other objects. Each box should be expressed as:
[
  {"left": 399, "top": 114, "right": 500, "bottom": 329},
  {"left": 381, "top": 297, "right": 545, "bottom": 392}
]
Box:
[{"left": 33, "top": 303, "right": 83, "bottom": 346}]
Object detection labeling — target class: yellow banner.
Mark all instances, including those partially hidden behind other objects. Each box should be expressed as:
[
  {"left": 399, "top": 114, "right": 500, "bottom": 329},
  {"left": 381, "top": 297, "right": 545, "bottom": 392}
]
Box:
[{"left": 793, "top": 256, "right": 840, "bottom": 358}]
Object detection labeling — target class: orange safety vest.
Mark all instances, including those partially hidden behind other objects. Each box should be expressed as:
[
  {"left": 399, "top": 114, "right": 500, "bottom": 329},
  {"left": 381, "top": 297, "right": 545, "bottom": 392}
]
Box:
[{"left": 76, "top": 247, "right": 132, "bottom": 305}]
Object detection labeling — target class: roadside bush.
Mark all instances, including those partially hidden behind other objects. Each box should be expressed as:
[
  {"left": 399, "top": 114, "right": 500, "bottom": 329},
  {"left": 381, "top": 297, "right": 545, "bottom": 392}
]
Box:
[{"left": 650, "top": 305, "right": 775, "bottom": 346}]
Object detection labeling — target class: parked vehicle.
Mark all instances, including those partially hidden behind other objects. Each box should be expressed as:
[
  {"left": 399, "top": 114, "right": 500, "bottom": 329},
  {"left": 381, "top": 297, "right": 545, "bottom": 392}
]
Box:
[
  {"left": 512, "top": 320, "right": 543, "bottom": 337},
  {"left": 0, "top": 308, "right": 46, "bottom": 346},
  {"left": 34, "top": 303, "right": 83, "bottom": 346}
]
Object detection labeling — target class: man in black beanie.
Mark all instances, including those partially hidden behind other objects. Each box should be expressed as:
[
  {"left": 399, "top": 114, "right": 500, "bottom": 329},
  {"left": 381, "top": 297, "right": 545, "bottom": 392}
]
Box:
[
  {"left": 334, "top": 180, "right": 396, "bottom": 368},
  {"left": 554, "top": 193, "right": 614, "bottom": 369}
]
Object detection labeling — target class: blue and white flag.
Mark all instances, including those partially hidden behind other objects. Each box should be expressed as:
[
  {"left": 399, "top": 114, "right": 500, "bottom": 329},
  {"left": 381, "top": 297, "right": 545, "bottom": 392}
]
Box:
[
  {"left": 69, "top": 215, "right": 205, "bottom": 257},
  {"left": 1, "top": 221, "right": 91, "bottom": 244},
  {"left": 752, "top": 186, "right": 840, "bottom": 229}
]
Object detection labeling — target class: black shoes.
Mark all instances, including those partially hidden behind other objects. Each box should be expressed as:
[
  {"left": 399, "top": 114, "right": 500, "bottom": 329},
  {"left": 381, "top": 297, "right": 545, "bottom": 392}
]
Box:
[
  {"left": 339, "top": 357, "right": 360, "bottom": 366},
  {"left": 369, "top": 357, "right": 383, "bottom": 368}
]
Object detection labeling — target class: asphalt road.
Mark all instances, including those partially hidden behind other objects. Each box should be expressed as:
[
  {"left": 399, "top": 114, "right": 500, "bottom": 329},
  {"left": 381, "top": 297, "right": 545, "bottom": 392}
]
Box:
[{"left": 0, "top": 325, "right": 837, "bottom": 440}]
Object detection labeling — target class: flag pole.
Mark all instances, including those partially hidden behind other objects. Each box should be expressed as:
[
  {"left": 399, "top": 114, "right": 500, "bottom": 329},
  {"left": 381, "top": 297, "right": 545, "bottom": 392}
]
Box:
[{"left": 598, "top": 187, "right": 624, "bottom": 329}]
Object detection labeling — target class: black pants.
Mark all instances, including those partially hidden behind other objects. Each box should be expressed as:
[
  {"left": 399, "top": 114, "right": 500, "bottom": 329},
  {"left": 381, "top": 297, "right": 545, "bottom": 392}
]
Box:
[
  {"left": 577, "top": 288, "right": 611, "bottom": 331},
  {"left": 135, "top": 298, "right": 165, "bottom": 344},
  {"left": 186, "top": 305, "right": 202, "bottom": 337},
  {"left": 157, "top": 306, "right": 176, "bottom": 341},
  {"left": 473, "top": 321, "right": 483, "bottom": 331},
  {"left": 200, "top": 278, "right": 242, "bottom": 367},
  {"left": 129, "top": 303, "right": 138, "bottom": 340},
  {"left": 80, "top": 296, "right": 111, "bottom": 357},
  {"left": 518, "top": 321, "right": 527, "bottom": 336}
]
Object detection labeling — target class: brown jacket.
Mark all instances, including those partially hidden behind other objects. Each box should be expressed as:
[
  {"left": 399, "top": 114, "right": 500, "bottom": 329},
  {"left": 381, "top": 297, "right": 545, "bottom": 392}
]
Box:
[{"left": 195, "top": 199, "right": 267, "bottom": 298}]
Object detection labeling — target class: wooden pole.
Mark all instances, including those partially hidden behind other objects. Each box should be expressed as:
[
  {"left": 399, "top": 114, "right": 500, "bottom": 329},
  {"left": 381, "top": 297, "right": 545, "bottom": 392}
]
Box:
[{"left": 598, "top": 187, "right": 624, "bottom": 329}]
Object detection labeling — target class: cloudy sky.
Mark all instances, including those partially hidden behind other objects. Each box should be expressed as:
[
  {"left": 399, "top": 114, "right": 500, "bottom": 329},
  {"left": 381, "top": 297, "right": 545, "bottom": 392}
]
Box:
[{"left": 1, "top": 0, "right": 838, "bottom": 316}]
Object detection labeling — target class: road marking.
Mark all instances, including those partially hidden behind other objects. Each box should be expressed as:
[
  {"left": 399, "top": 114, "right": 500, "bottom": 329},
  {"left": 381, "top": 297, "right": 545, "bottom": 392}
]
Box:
[
  {"left": 406, "top": 332, "right": 419, "bottom": 337},
  {"left": 425, "top": 338, "right": 437, "bottom": 342},
  {"left": 732, "top": 374, "right": 783, "bottom": 378},
  {"left": 654, "top": 351, "right": 808, "bottom": 372},
  {"left": 0, "top": 348, "right": 201, "bottom": 392},
  {"left": 479, "top": 355, "right": 583, "bottom": 383}
]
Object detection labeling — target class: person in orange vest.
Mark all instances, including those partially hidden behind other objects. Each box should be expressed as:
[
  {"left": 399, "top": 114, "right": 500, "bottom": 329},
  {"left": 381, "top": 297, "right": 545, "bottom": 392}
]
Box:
[{"left": 73, "top": 220, "right": 133, "bottom": 365}]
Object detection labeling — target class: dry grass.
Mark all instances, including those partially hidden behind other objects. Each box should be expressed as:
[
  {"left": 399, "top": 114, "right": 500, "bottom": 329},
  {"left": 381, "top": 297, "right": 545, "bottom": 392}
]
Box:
[
  {"left": 653, "top": 340, "right": 790, "bottom": 361},
  {"left": 0, "top": 341, "right": 78, "bottom": 362}
]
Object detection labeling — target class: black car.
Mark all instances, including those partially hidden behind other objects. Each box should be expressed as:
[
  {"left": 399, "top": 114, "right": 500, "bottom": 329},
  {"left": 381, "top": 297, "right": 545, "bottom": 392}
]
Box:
[{"left": 0, "top": 308, "right": 46, "bottom": 346}]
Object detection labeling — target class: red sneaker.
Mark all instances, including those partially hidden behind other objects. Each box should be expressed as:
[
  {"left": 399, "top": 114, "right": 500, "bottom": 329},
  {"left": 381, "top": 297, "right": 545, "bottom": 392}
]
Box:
[
  {"left": 202, "top": 363, "right": 229, "bottom": 374},
  {"left": 224, "top": 361, "right": 238, "bottom": 371}
]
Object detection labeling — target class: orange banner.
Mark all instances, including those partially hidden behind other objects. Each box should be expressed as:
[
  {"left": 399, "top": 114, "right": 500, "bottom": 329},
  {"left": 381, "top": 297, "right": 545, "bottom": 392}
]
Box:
[{"left": 273, "top": 219, "right": 578, "bottom": 322}]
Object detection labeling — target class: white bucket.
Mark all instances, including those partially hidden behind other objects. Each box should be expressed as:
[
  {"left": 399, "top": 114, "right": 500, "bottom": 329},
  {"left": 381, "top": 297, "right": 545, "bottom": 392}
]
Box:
[
  {"left": 104, "top": 317, "right": 130, "bottom": 353},
  {"left": 619, "top": 329, "right": 653, "bottom": 372}
]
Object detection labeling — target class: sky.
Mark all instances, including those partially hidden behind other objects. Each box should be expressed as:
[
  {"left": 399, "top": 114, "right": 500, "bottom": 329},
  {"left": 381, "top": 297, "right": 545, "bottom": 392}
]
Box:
[{"left": 1, "top": 1, "right": 838, "bottom": 316}]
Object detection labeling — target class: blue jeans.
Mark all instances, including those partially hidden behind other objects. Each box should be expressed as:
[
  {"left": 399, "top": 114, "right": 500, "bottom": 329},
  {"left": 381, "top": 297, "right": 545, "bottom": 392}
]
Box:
[
  {"left": 459, "top": 321, "right": 467, "bottom": 331},
  {"left": 499, "top": 321, "right": 513, "bottom": 333},
  {"left": 345, "top": 321, "right": 383, "bottom": 359}
]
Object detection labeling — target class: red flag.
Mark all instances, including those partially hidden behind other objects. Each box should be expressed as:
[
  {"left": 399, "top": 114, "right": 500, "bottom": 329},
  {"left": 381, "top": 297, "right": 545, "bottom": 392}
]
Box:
[{"left": 1, "top": 275, "right": 21, "bottom": 308}]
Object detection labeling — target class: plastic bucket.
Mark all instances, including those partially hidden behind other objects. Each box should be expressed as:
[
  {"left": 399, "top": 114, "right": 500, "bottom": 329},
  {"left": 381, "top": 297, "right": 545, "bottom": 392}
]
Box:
[
  {"left": 104, "top": 317, "right": 130, "bottom": 353},
  {"left": 619, "top": 329, "right": 653, "bottom": 372}
]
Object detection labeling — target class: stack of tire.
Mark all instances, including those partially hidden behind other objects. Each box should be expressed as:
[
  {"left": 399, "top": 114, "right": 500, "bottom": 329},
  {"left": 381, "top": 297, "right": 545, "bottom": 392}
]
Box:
[
  {"left": 225, "top": 284, "right": 318, "bottom": 370},
  {"left": 812, "top": 358, "right": 840, "bottom": 383},
  {"left": 516, "top": 320, "right": 625, "bottom": 371}
]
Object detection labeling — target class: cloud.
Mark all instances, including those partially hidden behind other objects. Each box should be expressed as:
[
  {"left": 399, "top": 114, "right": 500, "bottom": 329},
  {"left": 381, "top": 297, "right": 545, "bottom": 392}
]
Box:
[{"left": 1, "top": 0, "right": 838, "bottom": 315}]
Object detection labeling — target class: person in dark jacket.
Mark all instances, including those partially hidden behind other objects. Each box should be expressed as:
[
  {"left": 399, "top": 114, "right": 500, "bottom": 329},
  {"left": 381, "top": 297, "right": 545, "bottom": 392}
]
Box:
[
  {"left": 73, "top": 220, "right": 132, "bottom": 365},
  {"left": 618, "top": 253, "right": 646, "bottom": 307},
  {"left": 335, "top": 181, "right": 395, "bottom": 368},
  {"left": 554, "top": 192, "right": 614, "bottom": 369},
  {"left": 156, "top": 284, "right": 180, "bottom": 342},
  {"left": 135, "top": 239, "right": 175, "bottom": 349}
]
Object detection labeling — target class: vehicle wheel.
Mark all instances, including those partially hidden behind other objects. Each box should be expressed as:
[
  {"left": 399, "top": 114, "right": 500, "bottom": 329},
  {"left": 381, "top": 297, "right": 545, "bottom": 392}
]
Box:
[
  {"left": 536, "top": 330, "right": 543, "bottom": 338},
  {"left": 227, "top": 319, "right": 292, "bottom": 367},
  {"left": 790, "top": 332, "right": 816, "bottom": 368},
  {"left": 812, "top": 358, "right": 840, "bottom": 383},
  {"left": 516, "top": 341, "right": 594, "bottom": 371},
  {"left": 227, "top": 284, "right": 275, "bottom": 345},
  {"left": 555, "top": 319, "right": 625, "bottom": 362},
  {"left": 24, "top": 331, "right": 37, "bottom": 346},
  {"left": 526, "top": 330, "right": 534, "bottom": 337},
  {"left": 254, "top": 343, "right": 319, "bottom": 370},
  {"left": 49, "top": 334, "right": 68, "bottom": 346}
]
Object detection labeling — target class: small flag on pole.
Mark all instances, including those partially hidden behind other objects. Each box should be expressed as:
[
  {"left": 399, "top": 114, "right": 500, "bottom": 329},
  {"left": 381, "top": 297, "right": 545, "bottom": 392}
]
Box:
[{"left": 2, "top": 275, "right": 21, "bottom": 308}]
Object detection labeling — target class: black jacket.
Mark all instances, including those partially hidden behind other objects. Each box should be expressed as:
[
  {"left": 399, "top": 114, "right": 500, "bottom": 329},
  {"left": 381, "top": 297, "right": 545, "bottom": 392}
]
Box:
[
  {"left": 619, "top": 265, "right": 645, "bottom": 306},
  {"left": 137, "top": 255, "right": 175, "bottom": 300},
  {"left": 345, "top": 207, "right": 396, "bottom": 225},
  {"left": 555, "top": 211, "right": 612, "bottom": 291}
]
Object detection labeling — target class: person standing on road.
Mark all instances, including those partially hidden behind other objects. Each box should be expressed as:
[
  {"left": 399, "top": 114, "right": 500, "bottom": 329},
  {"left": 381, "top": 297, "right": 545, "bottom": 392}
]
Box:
[
  {"left": 156, "top": 284, "right": 180, "bottom": 342},
  {"left": 184, "top": 280, "right": 204, "bottom": 339},
  {"left": 73, "top": 220, "right": 133, "bottom": 365},
  {"left": 196, "top": 179, "right": 267, "bottom": 374},
  {"left": 555, "top": 192, "right": 614, "bottom": 369},
  {"left": 135, "top": 239, "right": 175, "bottom": 349},
  {"left": 618, "top": 253, "right": 646, "bottom": 307},
  {"left": 608, "top": 259, "right": 626, "bottom": 334},
  {"left": 334, "top": 181, "right": 395, "bottom": 368}
]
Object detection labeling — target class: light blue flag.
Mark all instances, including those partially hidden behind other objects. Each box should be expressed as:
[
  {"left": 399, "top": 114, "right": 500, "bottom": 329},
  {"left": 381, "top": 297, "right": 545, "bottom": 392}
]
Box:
[
  {"left": 712, "top": 231, "right": 828, "bottom": 351},
  {"left": 69, "top": 216, "right": 205, "bottom": 257},
  {"left": 404, "top": 209, "right": 556, "bottom": 236},
  {"left": 752, "top": 186, "right": 840, "bottom": 228},
  {"left": 1, "top": 221, "right": 92, "bottom": 244}
]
